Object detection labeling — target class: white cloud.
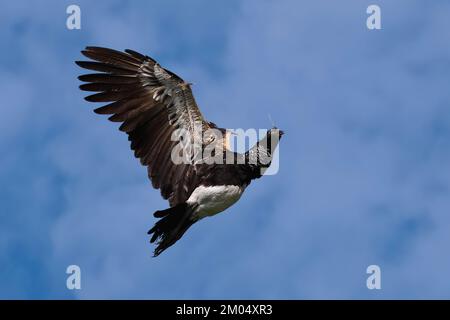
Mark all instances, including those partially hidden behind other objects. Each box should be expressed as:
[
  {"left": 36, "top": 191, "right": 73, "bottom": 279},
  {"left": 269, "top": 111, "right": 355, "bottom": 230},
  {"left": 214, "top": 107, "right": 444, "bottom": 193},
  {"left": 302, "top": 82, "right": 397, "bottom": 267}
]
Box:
[{"left": 2, "top": 0, "right": 450, "bottom": 298}]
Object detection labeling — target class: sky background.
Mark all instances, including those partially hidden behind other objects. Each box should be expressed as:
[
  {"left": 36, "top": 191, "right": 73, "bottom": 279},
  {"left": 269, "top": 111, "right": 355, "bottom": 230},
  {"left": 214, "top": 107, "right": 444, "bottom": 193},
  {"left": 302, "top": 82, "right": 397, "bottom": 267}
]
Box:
[{"left": 1, "top": 0, "right": 450, "bottom": 299}]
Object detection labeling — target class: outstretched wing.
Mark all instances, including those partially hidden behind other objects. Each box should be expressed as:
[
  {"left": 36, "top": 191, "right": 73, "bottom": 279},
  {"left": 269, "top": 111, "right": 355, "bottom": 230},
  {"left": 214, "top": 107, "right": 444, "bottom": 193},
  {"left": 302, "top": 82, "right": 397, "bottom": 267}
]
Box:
[{"left": 76, "top": 46, "right": 214, "bottom": 206}]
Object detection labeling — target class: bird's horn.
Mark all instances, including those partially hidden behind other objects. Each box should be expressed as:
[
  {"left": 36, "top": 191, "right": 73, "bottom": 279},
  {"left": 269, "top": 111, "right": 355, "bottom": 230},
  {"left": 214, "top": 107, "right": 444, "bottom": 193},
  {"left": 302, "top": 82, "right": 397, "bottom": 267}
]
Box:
[{"left": 268, "top": 113, "right": 276, "bottom": 129}]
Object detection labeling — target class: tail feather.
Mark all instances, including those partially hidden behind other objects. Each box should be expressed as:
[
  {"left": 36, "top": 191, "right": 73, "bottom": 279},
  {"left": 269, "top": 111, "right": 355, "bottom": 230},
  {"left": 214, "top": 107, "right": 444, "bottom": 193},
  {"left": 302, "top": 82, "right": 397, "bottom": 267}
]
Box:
[{"left": 148, "top": 203, "right": 196, "bottom": 257}]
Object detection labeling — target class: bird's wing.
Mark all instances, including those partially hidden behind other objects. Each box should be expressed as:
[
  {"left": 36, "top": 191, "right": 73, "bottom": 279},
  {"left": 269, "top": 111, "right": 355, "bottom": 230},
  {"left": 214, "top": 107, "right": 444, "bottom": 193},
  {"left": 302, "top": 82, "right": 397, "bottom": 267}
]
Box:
[{"left": 76, "top": 46, "right": 217, "bottom": 206}]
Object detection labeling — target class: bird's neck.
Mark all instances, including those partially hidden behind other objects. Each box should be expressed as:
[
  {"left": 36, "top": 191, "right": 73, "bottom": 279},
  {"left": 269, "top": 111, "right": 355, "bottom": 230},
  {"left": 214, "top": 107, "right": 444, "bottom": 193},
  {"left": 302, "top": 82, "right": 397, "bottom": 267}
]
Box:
[{"left": 243, "top": 135, "right": 278, "bottom": 179}]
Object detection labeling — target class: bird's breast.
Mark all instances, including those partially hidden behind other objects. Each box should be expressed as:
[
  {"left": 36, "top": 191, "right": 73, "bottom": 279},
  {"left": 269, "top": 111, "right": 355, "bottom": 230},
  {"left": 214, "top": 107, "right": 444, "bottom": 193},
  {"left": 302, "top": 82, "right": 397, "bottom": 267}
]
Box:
[{"left": 187, "top": 185, "right": 245, "bottom": 219}]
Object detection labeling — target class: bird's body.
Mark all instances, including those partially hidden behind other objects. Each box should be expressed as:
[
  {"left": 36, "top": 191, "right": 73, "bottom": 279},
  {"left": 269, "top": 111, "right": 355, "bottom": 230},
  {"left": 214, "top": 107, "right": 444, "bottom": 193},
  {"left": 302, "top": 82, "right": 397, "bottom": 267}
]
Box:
[
  {"left": 76, "top": 47, "right": 283, "bottom": 256},
  {"left": 188, "top": 184, "right": 245, "bottom": 220}
]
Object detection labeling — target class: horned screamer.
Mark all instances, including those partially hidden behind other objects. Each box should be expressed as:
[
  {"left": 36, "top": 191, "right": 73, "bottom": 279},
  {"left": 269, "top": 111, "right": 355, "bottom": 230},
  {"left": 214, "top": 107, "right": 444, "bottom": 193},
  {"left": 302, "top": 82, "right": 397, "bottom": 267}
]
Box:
[{"left": 76, "top": 47, "right": 283, "bottom": 256}]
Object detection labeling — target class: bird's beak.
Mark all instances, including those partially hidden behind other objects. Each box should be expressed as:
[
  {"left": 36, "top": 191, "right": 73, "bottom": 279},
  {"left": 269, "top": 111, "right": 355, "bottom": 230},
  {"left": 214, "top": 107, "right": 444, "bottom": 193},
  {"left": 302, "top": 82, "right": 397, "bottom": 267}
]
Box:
[{"left": 279, "top": 130, "right": 285, "bottom": 137}]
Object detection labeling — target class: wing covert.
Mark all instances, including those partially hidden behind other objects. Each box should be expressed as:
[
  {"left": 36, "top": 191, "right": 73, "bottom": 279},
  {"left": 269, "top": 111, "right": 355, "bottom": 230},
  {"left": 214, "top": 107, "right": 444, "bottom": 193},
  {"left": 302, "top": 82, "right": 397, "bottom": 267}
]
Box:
[{"left": 76, "top": 46, "right": 215, "bottom": 206}]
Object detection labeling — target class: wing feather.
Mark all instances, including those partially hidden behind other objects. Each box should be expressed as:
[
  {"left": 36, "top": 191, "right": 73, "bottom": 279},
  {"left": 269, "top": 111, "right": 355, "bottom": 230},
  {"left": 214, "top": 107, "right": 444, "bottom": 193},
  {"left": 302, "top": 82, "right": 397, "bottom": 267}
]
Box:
[
  {"left": 77, "top": 47, "right": 217, "bottom": 206},
  {"left": 75, "top": 61, "right": 137, "bottom": 75}
]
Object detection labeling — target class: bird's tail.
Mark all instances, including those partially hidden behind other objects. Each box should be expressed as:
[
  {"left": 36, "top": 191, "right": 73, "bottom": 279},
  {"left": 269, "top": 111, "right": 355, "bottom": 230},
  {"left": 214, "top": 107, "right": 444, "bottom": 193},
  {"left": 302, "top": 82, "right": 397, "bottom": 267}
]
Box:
[{"left": 148, "top": 203, "right": 196, "bottom": 257}]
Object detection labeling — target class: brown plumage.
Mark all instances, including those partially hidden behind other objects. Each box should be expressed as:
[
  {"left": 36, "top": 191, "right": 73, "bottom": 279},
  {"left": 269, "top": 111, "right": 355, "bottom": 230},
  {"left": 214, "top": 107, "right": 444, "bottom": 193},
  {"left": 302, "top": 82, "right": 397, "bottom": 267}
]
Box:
[
  {"left": 76, "top": 47, "right": 284, "bottom": 256},
  {"left": 77, "top": 46, "right": 213, "bottom": 206}
]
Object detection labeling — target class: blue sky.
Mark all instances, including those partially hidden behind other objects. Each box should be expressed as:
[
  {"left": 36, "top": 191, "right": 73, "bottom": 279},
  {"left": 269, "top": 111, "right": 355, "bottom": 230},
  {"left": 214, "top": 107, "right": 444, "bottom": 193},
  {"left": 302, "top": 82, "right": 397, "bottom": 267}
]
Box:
[{"left": 1, "top": 0, "right": 450, "bottom": 299}]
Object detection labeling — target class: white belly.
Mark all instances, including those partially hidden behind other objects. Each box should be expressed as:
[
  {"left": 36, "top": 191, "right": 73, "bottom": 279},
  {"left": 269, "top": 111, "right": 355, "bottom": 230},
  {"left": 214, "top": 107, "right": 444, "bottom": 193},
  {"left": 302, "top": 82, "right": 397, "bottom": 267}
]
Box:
[{"left": 187, "top": 185, "right": 245, "bottom": 219}]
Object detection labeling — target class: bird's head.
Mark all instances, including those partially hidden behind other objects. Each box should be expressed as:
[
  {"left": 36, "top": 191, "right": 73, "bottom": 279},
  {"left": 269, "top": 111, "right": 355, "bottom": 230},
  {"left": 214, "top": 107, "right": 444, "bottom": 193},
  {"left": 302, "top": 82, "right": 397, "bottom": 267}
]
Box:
[
  {"left": 263, "top": 127, "right": 284, "bottom": 154},
  {"left": 267, "top": 127, "right": 284, "bottom": 141},
  {"left": 264, "top": 127, "right": 284, "bottom": 153}
]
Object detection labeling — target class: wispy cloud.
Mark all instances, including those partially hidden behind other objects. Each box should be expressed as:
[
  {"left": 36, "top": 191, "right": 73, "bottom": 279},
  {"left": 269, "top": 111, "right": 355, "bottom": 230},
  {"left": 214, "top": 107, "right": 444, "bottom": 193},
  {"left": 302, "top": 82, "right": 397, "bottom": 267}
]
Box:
[{"left": 1, "top": 0, "right": 449, "bottom": 299}]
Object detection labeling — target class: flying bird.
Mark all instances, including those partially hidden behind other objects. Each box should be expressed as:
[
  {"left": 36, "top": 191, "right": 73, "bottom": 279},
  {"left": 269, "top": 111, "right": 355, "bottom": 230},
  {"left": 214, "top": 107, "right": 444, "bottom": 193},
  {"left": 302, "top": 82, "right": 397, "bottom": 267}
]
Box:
[{"left": 76, "top": 47, "right": 284, "bottom": 256}]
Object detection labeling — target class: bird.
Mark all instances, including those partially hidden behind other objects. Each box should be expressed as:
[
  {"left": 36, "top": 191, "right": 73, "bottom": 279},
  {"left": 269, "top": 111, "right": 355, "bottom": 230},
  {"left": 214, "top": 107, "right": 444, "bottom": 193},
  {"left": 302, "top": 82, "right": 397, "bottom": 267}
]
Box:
[{"left": 76, "top": 47, "right": 284, "bottom": 256}]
